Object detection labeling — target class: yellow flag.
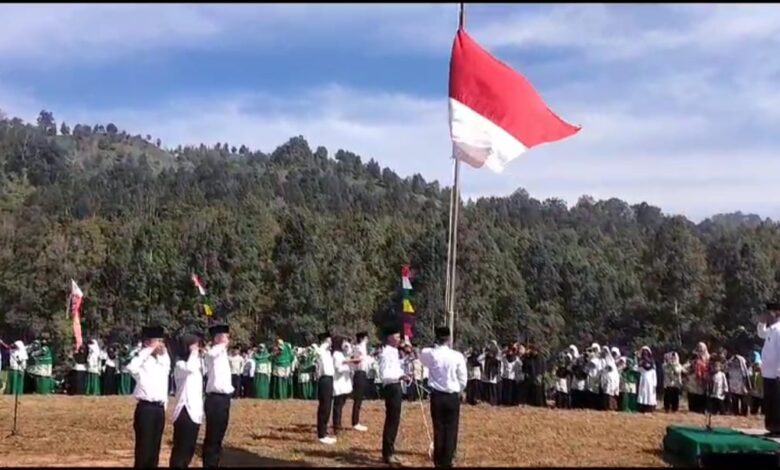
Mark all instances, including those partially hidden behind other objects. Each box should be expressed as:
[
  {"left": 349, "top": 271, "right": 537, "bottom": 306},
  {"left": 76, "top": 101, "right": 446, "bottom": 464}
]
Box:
[
  {"left": 204, "top": 304, "right": 213, "bottom": 317},
  {"left": 402, "top": 299, "right": 415, "bottom": 314}
]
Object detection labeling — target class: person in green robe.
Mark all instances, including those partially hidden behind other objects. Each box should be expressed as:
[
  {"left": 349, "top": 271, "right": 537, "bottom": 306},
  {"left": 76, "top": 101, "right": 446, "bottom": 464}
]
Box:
[
  {"left": 271, "top": 338, "right": 294, "bottom": 400},
  {"left": 296, "top": 346, "right": 317, "bottom": 400},
  {"left": 85, "top": 339, "right": 102, "bottom": 396},
  {"left": 6, "top": 340, "right": 28, "bottom": 396},
  {"left": 253, "top": 344, "right": 271, "bottom": 399},
  {"left": 30, "top": 340, "right": 54, "bottom": 395},
  {"left": 619, "top": 357, "right": 640, "bottom": 412}
]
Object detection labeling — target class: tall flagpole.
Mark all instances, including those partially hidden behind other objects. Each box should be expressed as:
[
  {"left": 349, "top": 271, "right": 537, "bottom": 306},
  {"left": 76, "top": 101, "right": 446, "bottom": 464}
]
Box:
[{"left": 445, "top": 2, "right": 465, "bottom": 341}]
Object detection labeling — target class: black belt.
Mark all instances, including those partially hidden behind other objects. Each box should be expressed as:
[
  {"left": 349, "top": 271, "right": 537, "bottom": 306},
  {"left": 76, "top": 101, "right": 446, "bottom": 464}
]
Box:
[
  {"left": 206, "top": 392, "right": 232, "bottom": 397},
  {"left": 137, "top": 400, "right": 165, "bottom": 407},
  {"left": 431, "top": 389, "right": 459, "bottom": 396}
]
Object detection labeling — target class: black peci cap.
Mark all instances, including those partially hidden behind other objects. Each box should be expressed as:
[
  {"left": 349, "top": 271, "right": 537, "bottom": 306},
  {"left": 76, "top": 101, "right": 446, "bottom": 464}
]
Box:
[
  {"left": 141, "top": 325, "right": 165, "bottom": 340},
  {"left": 208, "top": 323, "right": 229, "bottom": 336},
  {"left": 317, "top": 332, "right": 331, "bottom": 343},
  {"left": 435, "top": 326, "right": 451, "bottom": 339},
  {"left": 382, "top": 321, "right": 402, "bottom": 338}
]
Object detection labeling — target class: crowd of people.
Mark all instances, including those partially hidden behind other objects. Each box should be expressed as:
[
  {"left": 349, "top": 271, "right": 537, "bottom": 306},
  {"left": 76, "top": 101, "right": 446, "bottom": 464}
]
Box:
[{"left": 0, "top": 334, "right": 767, "bottom": 420}]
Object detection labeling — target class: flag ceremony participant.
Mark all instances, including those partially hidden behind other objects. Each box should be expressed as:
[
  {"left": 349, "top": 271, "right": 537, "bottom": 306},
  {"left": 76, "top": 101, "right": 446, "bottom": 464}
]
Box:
[
  {"left": 419, "top": 326, "right": 467, "bottom": 468},
  {"left": 759, "top": 302, "right": 780, "bottom": 435},
  {"left": 203, "top": 323, "right": 233, "bottom": 468},
  {"left": 351, "top": 331, "right": 371, "bottom": 432},
  {"left": 170, "top": 333, "right": 203, "bottom": 469},
  {"left": 379, "top": 323, "right": 405, "bottom": 465},
  {"left": 127, "top": 325, "right": 170, "bottom": 469},
  {"left": 315, "top": 331, "right": 336, "bottom": 444}
]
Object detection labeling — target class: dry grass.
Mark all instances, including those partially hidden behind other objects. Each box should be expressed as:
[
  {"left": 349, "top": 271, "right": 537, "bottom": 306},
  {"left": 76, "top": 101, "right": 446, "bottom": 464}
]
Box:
[{"left": 0, "top": 395, "right": 765, "bottom": 467}]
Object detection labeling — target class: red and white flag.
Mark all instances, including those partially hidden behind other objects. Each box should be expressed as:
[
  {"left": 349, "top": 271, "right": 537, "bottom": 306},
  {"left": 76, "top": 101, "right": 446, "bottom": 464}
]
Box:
[
  {"left": 191, "top": 274, "right": 206, "bottom": 296},
  {"left": 70, "top": 279, "right": 84, "bottom": 350},
  {"left": 449, "top": 29, "right": 580, "bottom": 172}
]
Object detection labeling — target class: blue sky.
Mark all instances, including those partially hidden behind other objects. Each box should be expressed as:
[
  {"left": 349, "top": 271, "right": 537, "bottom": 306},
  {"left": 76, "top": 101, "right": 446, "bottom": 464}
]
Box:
[{"left": 1, "top": 4, "right": 779, "bottom": 221}]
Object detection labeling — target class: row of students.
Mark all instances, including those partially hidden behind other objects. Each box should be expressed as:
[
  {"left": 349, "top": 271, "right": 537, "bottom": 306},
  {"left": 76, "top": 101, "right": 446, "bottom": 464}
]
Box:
[{"left": 128, "top": 323, "right": 233, "bottom": 469}]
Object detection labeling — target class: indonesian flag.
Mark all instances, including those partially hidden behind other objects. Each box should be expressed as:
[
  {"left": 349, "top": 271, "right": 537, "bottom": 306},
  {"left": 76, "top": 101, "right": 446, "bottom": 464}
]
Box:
[
  {"left": 191, "top": 274, "right": 213, "bottom": 316},
  {"left": 70, "top": 280, "right": 84, "bottom": 350},
  {"left": 191, "top": 274, "right": 206, "bottom": 296},
  {"left": 449, "top": 29, "right": 580, "bottom": 172},
  {"left": 401, "top": 265, "right": 415, "bottom": 339}
]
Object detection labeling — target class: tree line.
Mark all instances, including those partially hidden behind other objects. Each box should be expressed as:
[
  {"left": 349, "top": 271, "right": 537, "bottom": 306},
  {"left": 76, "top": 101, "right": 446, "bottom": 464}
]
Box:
[{"left": 0, "top": 109, "right": 778, "bottom": 365}]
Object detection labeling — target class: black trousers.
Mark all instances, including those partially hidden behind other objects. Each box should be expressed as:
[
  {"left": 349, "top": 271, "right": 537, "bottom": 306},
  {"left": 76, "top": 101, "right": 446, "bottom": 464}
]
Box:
[
  {"left": 333, "top": 394, "right": 348, "bottom": 433},
  {"left": 70, "top": 370, "right": 86, "bottom": 395},
  {"left": 500, "top": 380, "right": 515, "bottom": 406},
  {"left": 430, "top": 390, "right": 460, "bottom": 468},
  {"left": 240, "top": 376, "right": 253, "bottom": 398},
  {"left": 481, "top": 382, "right": 498, "bottom": 406},
  {"left": 170, "top": 409, "right": 200, "bottom": 468},
  {"left": 352, "top": 371, "right": 368, "bottom": 426},
  {"left": 663, "top": 387, "right": 680, "bottom": 412},
  {"left": 382, "top": 383, "right": 403, "bottom": 460},
  {"left": 708, "top": 397, "right": 727, "bottom": 415},
  {"left": 751, "top": 396, "right": 763, "bottom": 415},
  {"left": 764, "top": 378, "right": 780, "bottom": 433},
  {"left": 231, "top": 375, "right": 241, "bottom": 398},
  {"left": 103, "top": 367, "right": 118, "bottom": 395},
  {"left": 554, "top": 391, "right": 569, "bottom": 409},
  {"left": 688, "top": 393, "right": 705, "bottom": 413},
  {"left": 465, "top": 380, "right": 480, "bottom": 405},
  {"left": 133, "top": 401, "right": 165, "bottom": 469},
  {"left": 203, "top": 393, "right": 231, "bottom": 468},
  {"left": 317, "top": 376, "right": 334, "bottom": 439},
  {"left": 729, "top": 393, "right": 749, "bottom": 416}
]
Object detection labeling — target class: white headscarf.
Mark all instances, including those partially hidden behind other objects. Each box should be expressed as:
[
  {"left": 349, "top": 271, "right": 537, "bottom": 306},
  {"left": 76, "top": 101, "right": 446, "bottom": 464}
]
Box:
[
  {"left": 568, "top": 345, "right": 580, "bottom": 359},
  {"left": 611, "top": 347, "right": 620, "bottom": 358},
  {"left": 13, "top": 341, "right": 28, "bottom": 362}
]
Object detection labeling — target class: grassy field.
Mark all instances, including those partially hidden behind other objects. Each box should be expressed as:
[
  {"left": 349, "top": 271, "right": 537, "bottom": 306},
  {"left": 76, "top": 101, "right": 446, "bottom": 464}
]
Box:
[{"left": 0, "top": 395, "right": 765, "bottom": 467}]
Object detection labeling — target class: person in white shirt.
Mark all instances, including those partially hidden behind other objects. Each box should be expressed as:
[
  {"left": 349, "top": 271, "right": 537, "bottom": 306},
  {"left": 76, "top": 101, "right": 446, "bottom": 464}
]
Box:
[
  {"left": 241, "top": 348, "right": 256, "bottom": 398},
  {"left": 709, "top": 360, "right": 729, "bottom": 415},
  {"left": 332, "top": 336, "right": 358, "bottom": 435},
  {"left": 314, "top": 332, "right": 336, "bottom": 444},
  {"left": 350, "top": 331, "right": 371, "bottom": 431},
  {"left": 228, "top": 348, "right": 244, "bottom": 399},
  {"left": 379, "top": 323, "right": 405, "bottom": 465},
  {"left": 127, "top": 325, "right": 170, "bottom": 469},
  {"left": 419, "top": 326, "right": 467, "bottom": 468},
  {"left": 86, "top": 339, "right": 102, "bottom": 396},
  {"left": 203, "top": 323, "right": 233, "bottom": 468},
  {"left": 169, "top": 333, "right": 203, "bottom": 469},
  {"left": 637, "top": 346, "right": 657, "bottom": 413},
  {"left": 760, "top": 302, "right": 780, "bottom": 435}
]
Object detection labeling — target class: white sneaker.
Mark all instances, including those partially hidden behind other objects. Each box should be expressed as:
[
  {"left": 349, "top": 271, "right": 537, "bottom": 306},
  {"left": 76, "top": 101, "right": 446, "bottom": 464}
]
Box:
[
  {"left": 319, "top": 436, "right": 337, "bottom": 445},
  {"left": 353, "top": 424, "right": 368, "bottom": 432}
]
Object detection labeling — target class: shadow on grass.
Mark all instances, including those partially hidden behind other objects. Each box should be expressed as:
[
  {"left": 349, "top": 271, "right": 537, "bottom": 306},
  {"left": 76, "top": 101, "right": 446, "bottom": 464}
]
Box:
[
  {"left": 302, "top": 447, "right": 382, "bottom": 466},
  {"left": 194, "top": 445, "right": 310, "bottom": 468}
]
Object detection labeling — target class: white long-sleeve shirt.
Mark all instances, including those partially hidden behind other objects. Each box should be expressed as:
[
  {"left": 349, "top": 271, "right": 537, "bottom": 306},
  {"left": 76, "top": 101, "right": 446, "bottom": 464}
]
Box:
[
  {"left": 173, "top": 351, "right": 204, "bottom": 423},
  {"left": 127, "top": 347, "right": 171, "bottom": 406},
  {"left": 761, "top": 321, "right": 780, "bottom": 379},
  {"left": 205, "top": 343, "right": 234, "bottom": 395},
  {"left": 353, "top": 341, "right": 372, "bottom": 374},
  {"left": 379, "top": 345, "right": 404, "bottom": 385},
  {"left": 333, "top": 351, "right": 353, "bottom": 396},
  {"left": 316, "top": 343, "right": 334, "bottom": 378},
  {"left": 228, "top": 353, "right": 244, "bottom": 375},
  {"left": 419, "top": 344, "right": 467, "bottom": 394},
  {"left": 710, "top": 371, "right": 728, "bottom": 400}
]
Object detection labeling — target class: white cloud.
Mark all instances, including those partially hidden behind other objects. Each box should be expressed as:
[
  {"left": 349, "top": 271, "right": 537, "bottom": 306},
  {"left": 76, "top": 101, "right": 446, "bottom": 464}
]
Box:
[{"left": 1, "top": 4, "right": 780, "bottom": 221}]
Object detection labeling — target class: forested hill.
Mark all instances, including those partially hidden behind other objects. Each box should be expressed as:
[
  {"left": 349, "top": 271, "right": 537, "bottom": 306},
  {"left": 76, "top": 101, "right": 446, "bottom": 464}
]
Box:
[{"left": 1, "top": 110, "right": 778, "bottom": 361}]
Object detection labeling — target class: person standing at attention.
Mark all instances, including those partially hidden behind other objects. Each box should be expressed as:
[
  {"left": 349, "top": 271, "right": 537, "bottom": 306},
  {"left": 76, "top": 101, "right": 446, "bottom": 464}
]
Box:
[
  {"left": 314, "top": 332, "right": 336, "bottom": 445},
  {"left": 170, "top": 333, "right": 203, "bottom": 469},
  {"left": 127, "top": 325, "right": 170, "bottom": 469},
  {"left": 419, "top": 327, "right": 467, "bottom": 468},
  {"left": 203, "top": 323, "right": 233, "bottom": 468},
  {"left": 379, "top": 323, "right": 405, "bottom": 466},
  {"left": 351, "top": 331, "right": 371, "bottom": 432}
]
